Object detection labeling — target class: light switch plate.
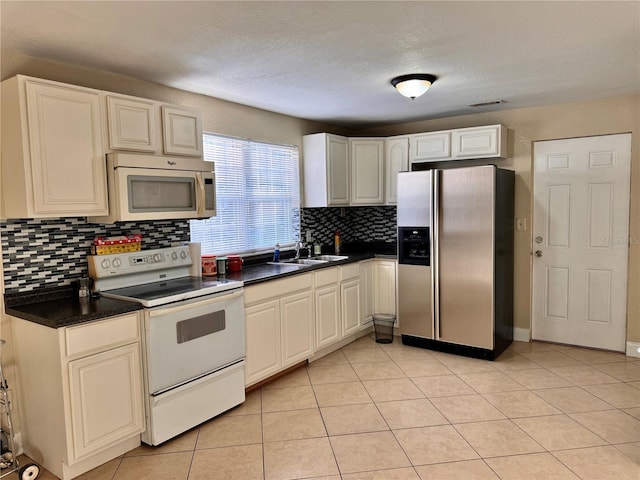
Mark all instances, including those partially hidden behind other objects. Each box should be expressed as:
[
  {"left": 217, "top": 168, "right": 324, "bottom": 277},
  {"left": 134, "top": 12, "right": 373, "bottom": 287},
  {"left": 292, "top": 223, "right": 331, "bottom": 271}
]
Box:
[{"left": 516, "top": 218, "right": 527, "bottom": 231}]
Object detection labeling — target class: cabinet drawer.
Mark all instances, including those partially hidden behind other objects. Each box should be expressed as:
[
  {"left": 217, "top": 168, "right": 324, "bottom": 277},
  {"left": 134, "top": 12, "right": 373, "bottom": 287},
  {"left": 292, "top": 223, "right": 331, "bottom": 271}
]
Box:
[
  {"left": 339, "top": 263, "right": 360, "bottom": 281},
  {"left": 314, "top": 267, "right": 338, "bottom": 287},
  {"left": 64, "top": 313, "right": 140, "bottom": 359}
]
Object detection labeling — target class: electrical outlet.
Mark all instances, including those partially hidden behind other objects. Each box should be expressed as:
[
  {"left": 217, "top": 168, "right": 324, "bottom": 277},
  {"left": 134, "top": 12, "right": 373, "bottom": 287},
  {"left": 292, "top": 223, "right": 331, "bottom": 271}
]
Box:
[
  {"left": 305, "top": 229, "right": 312, "bottom": 242},
  {"left": 516, "top": 218, "right": 527, "bottom": 231}
]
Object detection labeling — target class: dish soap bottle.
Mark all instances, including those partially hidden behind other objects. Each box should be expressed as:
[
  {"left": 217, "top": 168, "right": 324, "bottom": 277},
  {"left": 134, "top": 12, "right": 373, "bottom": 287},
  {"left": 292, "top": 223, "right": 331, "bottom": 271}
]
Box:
[
  {"left": 273, "top": 243, "right": 280, "bottom": 262},
  {"left": 334, "top": 231, "right": 341, "bottom": 255}
]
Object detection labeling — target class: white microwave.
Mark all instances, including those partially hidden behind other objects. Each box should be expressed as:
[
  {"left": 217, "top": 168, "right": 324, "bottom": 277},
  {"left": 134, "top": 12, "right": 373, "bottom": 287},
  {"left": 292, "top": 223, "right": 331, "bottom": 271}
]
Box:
[{"left": 88, "top": 153, "right": 216, "bottom": 223}]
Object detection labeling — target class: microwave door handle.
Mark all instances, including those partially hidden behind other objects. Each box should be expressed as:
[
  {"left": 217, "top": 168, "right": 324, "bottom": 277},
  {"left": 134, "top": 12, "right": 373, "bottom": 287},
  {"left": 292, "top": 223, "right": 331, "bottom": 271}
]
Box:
[{"left": 195, "top": 172, "right": 205, "bottom": 217}]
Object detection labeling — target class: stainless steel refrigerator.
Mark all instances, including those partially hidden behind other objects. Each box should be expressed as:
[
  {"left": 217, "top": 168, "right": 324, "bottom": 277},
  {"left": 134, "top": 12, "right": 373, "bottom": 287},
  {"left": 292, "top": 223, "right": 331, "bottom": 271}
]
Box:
[{"left": 397, "top": 165, "right": 514, "bottom": 360}]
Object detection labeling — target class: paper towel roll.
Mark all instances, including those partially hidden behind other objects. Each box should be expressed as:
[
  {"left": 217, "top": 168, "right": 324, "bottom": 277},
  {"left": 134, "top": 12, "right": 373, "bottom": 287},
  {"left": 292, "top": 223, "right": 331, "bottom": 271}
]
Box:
[{"left": 188, "top": 242, "right": 202, "bottom": 277}]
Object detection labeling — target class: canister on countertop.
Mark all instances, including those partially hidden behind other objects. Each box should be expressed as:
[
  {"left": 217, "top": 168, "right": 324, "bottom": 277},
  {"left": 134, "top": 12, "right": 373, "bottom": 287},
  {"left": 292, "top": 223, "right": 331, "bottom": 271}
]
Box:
[
  {"left": 201, "top": 254, "right": 217, "bottom": 276},
  {"left": 216, "top": 256, "right": 228, "bottom": 276},
  {"left": 227, "top": 255, "right": 243, "bottom": 272}
]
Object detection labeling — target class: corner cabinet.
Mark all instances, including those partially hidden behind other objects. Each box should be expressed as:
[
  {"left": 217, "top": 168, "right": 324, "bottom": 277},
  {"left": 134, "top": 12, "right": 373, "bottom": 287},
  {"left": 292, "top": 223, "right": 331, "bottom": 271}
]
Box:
[
  {"left": 303, "top": 133, "right": 350, "bottom": 207},
  {"left": 410, "top": 125, "right": 507, "bottom": 164},
  {"left": 385, "top": 136, "right": 409, "bottom": 205},
  {"left": 10, "top": 312, "right": 144, "bottom": 480},
  {"left": 350, "top": 138, "right": 385, "bottom": 205},
  {"left": 1, "top": 75, "right": 108, "bottom": 218}
]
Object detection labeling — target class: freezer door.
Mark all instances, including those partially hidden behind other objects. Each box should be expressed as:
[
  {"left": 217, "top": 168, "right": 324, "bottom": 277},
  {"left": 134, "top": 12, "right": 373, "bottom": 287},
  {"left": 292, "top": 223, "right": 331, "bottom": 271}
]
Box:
[
  {"left": 398, "top": 264, "right": 433, "bottom": 339},
  {"left": 435, "top": 166, "right": 495, "bottom": 349},
  {"left": 397, "top": 171, "right": 432, "bottom": 227}
]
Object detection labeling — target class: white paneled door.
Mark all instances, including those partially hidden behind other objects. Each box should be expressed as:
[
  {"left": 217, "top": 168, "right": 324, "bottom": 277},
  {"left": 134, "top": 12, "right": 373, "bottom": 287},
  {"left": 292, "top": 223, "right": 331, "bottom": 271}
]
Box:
[{"left": 532, "top": 134, "right": 631, "bottom": 351}]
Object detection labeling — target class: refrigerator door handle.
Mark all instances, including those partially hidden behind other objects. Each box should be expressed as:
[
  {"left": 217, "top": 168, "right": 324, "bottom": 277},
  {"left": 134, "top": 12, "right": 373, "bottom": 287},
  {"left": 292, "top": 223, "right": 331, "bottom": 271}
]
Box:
[{"left": 433, "top": 169, "right": 440, "bottom": 340}]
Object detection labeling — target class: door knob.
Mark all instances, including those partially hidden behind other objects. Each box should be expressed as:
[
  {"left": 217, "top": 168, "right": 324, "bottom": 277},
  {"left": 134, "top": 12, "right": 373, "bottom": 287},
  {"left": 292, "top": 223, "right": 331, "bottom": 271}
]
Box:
[{"left": 535, "top": 250, "right": 543, "bottom": 257}]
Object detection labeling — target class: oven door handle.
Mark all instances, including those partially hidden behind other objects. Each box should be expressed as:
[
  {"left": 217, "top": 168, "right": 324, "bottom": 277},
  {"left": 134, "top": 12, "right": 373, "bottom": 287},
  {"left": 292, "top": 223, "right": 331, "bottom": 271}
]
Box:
[{"left": 147, "top": 289, "right": 244, "bottom": 317}]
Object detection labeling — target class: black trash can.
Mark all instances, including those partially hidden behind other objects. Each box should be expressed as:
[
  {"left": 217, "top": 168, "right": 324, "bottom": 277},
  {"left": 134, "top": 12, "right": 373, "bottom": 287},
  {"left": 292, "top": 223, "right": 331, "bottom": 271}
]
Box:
[{"left": 371, "top": 314, "right": 396, "bottom": 344}]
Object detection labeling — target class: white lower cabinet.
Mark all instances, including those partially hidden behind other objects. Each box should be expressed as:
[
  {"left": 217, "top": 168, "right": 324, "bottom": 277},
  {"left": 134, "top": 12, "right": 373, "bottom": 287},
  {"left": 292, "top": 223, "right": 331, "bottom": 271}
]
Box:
[
  {"left": 280, "top": 291, "right": 314, "bottom": 367},
  {"left": 361, "top": 259, "right": 397, "bottom": 328},
  {"left": 245, "top": 300, "right": 282, "bottom": 383},
  {"left": 11, "top": 312, "right": 144, "bottom": 480},
  {"left": 244, "top": 274, "right": 314, "bottom": 386},
  {"left": 373, "top": 260, "right": 397, "bottom": 316},
  {"left": 341, "top": 279, "right": 361, "bottom": 336},
  {"left": 68, "top": 343, "right": 144, "bottom": 461},
  {"left": 340, "top": 263, "right": 362, "bottom": 337},
  {"left": 245, "top": 260, "right": 397, "bottom": 385},
  {"left": 314, "top": 268, "right": 341, "bottom": 349}
]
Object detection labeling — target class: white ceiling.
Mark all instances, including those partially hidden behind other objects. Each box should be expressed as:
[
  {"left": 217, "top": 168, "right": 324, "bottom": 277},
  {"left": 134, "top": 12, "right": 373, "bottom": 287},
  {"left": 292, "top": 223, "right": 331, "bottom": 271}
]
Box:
[{"left": 2, "top": 1, "right": 639, "bottom": 128}]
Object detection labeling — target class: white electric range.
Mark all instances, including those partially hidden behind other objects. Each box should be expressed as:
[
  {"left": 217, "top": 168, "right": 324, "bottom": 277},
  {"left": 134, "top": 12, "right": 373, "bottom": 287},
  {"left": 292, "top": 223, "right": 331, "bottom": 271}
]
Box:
[{"left": 88, "top": 246, "right": 246, "bottom": 446}]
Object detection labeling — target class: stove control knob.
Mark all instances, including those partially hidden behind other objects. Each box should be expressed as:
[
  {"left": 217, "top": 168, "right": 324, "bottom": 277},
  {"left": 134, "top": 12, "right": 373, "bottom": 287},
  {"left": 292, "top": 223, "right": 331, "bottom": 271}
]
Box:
[
  {"left": 101, "top": 259, "right": 111, "bottom": 269},
  {"left": 180, "top": 250, "right": 187, "bottom": 259},
  {"left": 153, "top": 253, "right": 162, "bottom": 263},
  {"left": 171, "top": 251, "right": 178, "bottom": 260},
  {"left": 112, "top": 258, "right": 122, "bottom": 268}
]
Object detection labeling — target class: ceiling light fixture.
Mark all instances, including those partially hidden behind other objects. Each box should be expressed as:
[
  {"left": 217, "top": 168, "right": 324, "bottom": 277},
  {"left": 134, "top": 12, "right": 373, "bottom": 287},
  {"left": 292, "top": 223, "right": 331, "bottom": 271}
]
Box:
[{"left": 390, "top": 74, "right": 437, "bottom": 99}]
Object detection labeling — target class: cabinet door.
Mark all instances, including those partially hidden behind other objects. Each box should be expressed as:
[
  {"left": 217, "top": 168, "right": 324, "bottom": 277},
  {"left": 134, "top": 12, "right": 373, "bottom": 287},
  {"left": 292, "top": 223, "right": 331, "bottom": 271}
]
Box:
[
  {"left": 341, "top": 279, "right": 361, "bottom": 337},
  {"left": 374, "top": 261, "right": 397, "bottom": 316},
  {"left": 410, "top": 131, "right": 451, "bottom": 163},
  {"left": 161, "top": 105, "right": 203, "bottom": 157},
  {"left": 385, "top": 136, "right": 409, "bottom": 205},
  {"left": 327, "top": 134, "right": 350, "bottom": 205},
  {"left": 315, "top": 284, "right": 341, "bottom": 349},
  {"left": 245, "top": 300, "right": 281, "bottom": 385},
  {"left": 106, "top": 95, "right": 158, "bottom": 152},
  {"left": 280, "top": 291, "right": 314, "bottom": 367},
  {"left": 25, "top": 80, "right": 108, "bottom": 216},
  {"left": 360, "top": 261, "right": 375, "bottom": 327},
  {"left": 452, "top": 125, "right": 503, "bottom": 159},
  {"left": 350, "top": 139, "right": 384, "bottom": 205},
  {"left": 68, "top": 343, "right": 144, "bottom": 462}
]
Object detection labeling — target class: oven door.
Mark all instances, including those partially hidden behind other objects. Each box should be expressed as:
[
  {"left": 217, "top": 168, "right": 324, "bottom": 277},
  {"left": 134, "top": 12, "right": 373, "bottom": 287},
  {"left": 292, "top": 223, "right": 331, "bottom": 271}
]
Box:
[{"left": 144, "top": 288, "right": 245, "bottom": 395}]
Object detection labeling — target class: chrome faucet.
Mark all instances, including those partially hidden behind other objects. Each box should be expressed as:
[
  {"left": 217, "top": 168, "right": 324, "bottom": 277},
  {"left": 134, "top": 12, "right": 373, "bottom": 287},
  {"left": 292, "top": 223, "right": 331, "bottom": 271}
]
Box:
[{"left": 295, "top": 240, "right": 305, "bottom": 259}]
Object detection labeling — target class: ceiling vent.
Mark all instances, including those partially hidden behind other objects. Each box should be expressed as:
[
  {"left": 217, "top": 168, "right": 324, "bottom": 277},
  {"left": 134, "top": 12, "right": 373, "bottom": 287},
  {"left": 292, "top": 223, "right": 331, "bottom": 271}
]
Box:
[{"left": 469, "top": 100, "right": 506, "bottom": 108}]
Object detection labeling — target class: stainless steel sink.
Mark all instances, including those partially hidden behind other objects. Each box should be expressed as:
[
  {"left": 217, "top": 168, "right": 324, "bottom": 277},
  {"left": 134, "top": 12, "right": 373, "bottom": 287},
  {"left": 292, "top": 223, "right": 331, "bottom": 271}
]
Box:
[
  {"left": 283, "top": 258, "right": 329, "bottom": 265},
  {"left": 267, "top": 258, "right": 329, "bottom": 267},
  {"left": 310, "top": 255, "right": 349, "bottom": 261}
]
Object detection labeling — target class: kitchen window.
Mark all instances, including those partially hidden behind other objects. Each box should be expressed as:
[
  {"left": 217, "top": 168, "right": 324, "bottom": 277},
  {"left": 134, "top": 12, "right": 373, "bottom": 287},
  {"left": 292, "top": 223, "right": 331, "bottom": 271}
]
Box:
[{"left": 190, "top": 133, "right": 300, "bottom": 255}]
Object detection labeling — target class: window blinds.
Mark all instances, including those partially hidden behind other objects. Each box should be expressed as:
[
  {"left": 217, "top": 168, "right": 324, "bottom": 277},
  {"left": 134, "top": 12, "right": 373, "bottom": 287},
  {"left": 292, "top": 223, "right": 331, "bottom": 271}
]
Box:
[{"left": 190, "top": 133, "right": 300, "bottom": 255}]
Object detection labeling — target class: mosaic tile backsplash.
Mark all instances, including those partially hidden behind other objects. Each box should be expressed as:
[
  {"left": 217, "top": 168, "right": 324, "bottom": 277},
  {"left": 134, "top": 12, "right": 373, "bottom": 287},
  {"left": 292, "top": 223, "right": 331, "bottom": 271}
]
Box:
[
  {"left": 300, "top": 206, "right": 397, "bottom": 247},
  {"left": 1, "top": 206, "right": 396, "bottom": 293},
  {"left": 1, "top": 218, "right": 189, "bottom": 293}
]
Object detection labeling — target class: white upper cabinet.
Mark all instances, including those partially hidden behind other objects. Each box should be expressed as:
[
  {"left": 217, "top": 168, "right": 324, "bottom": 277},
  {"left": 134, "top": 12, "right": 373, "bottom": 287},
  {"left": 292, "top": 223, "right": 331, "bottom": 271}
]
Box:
[
  {"left": 105, "top": 94, "right": 159, "bottom": 153},
  {"left": 452, "top": 124, "right": 507, "bottom": 159},
  {"left": 303, "top": 133, "right": 350, "bottom": 207},
  {"left": 1, "top": 75, "right": 108, "bottom": 218},
  {"left": 410, "top": 125, "right": 507, "bottom": 164},
  {"left": 350, "top": 138, "right": 384, "bottom": 205},
  {"left": 410, "top": 131, "right": 451, "bottom": 162},
  {"left": 161, "top": 105, "right": 203, "bottom": 157},
  {"left": 385, "top": 136, "right": 409, "bottom": 205}
]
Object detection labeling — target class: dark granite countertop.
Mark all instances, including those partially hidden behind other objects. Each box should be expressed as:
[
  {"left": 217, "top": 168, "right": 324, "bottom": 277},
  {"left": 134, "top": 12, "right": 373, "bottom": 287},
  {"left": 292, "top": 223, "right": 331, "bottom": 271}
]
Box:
[
  {"left": 4, "top": 242, "right": 396, "bottom": 328},
  {"left": 4, "top": 285, "right": 143, "bottom": 329}
]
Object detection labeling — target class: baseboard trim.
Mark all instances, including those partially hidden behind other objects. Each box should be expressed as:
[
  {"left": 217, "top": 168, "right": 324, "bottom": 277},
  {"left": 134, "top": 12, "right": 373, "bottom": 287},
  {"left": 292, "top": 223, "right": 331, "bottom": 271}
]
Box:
[
  {"left": 513, "top": 327, "right": 530, "bottom": 342},
  {"left": 626, "top": 341, "right": 640, "bottom": 358}
]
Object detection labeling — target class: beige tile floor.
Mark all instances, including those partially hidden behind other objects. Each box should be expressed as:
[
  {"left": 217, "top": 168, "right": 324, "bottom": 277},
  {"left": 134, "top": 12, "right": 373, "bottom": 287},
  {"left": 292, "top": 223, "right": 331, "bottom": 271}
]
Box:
[{"left": 18, "top": 337, "right": 640, "bottom": 479}]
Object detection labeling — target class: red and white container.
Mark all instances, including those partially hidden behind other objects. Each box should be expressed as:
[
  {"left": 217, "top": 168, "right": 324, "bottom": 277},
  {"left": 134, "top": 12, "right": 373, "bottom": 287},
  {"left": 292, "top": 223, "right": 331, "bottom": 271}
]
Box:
[{"left": 201, "top": 254, "right": 217, "bottom": 276}]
